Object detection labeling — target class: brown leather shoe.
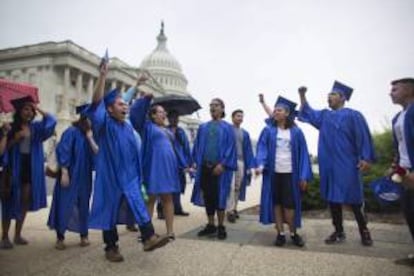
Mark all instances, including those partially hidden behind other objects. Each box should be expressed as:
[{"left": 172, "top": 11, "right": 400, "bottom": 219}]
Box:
[
  {"left": 105, "top": 248, "right": 124, "bottom": 262},
  {"left": 80, "top": 238, "right": 90, "bottom": 247},
  {"left": 143, "top": 234, "right": 169, "bottom": 252},
  {"left": 55, "top": 240, "right": 66, "bottom": 250}
]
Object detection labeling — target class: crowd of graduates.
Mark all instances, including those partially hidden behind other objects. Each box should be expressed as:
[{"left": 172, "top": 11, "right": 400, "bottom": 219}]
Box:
[{"left": 0, "top": 63, "right": 414, "bottom": 266}]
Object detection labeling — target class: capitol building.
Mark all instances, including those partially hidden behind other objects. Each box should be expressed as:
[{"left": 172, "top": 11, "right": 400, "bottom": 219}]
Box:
[{"left": 0, "top": 23, "right": 200, "bottom": 140}]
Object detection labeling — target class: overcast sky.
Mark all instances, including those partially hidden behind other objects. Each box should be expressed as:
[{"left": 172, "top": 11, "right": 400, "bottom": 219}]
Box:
[{"left": 1, "top": 0, "right": 413, "bottom": 154}]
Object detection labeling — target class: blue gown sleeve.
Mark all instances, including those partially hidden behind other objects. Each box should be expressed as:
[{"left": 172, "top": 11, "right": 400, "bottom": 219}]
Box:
[
  {"left": 85, "top": 101, "right": 107, "bottom": 135},
  {"left": 56, "top": 128, "right": 75, "bottom": 168},
  {"left": 298, "top": 102, "right": 325, "bottom": 129},
  {"left": 32, "top": 114, "right": 57, "bottom": 142},
  {"left": 192, "top": 125, "right": 203, "bottom": 167},
  {"left": 122, "top": 87, "right": 137, "bottom": 105},
  {"left": 178, "top": 129, "right": 193, "bottom": 166},
  {"left": 220, "top": 124, "right": 237, "bottom": 170},
  {"left": 352, "top": 111, "right": 376, "bottom": 162},
  {"left": 256, "top": 127, "right": 269, "bottom": 169},
  {"left": 129, "top": 97, "right": 152, "bottom": 135},
  {"left": 296, "top": 128, "right": 313, "bottom": 181},
  {"left": 243, "top": 131, "right": 256, "bottom": 169}
]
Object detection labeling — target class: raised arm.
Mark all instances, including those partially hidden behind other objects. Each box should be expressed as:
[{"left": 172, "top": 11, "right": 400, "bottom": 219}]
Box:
[
  {"left": 259, "top": 94, "right": 273, "bottom": 117},
  {"left": 92, "top": 64, "right": 108, "bottom": 104}
]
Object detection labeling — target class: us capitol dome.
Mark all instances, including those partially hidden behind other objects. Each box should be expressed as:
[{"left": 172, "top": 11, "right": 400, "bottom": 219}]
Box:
[{"left": 140, "top": 22, "right": 189, "bottom": 97}]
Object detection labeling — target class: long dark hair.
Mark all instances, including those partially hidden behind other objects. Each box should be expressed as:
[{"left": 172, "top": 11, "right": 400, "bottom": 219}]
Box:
[{"left": 9, "top": 104, "right": 36, "bottom": 139}]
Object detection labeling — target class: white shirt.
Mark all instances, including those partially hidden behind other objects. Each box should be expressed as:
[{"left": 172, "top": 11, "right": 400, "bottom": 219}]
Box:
[
  {"left": 275, "top": 127, "right": 292, "bottom": 173},
  {"left": 395, "top": 109, "right": 412, "bottom": 168}
]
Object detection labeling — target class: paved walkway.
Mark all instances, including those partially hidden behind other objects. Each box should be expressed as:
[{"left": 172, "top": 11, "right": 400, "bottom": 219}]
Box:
[{"left": 0, "top": 179, "right": 413, "bottom": 275}]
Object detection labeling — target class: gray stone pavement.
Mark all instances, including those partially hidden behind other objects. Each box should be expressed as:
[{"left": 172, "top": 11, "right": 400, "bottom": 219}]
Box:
[{"left": 0, "top": 178, "right": 413, "bottom": 276}]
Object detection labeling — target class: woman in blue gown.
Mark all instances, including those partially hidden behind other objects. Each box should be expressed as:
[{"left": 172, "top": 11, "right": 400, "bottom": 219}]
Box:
[
  {"left": 256, "top": 96, "right": 312, "bottom": 247},
  {"left": 1, "top": 97, "right": 56, "bottom": 249},
  {"left": 47, "top": 104, "right": 99, "bottom": 250},
  {"left": 130, "top": 98, "right": 185, "bottom": 240}
]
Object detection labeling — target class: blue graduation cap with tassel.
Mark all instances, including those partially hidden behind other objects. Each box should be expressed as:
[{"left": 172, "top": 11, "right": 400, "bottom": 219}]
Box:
[
  {"left": 274, "top": 96, "right": 298, "bottom": 119},
  {"left": 331, "top": 80, "right": 353, "bottom": 101},
  {"left": 369, "top": 176, "right": 402, "bottom": 205}
]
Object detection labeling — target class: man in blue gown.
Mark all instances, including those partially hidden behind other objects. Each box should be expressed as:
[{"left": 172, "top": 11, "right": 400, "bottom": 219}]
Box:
[
  {"left": 390, "top": 78, "right": 414, "bottom": 266},
  {"left": 298, "top": 81, "right": 375, "bottom": 246},
  {"left": 191, "top": 98, "right": 237, "bottom": 240},
  {"left": 226, "top": 109, "right": 255, "bottom": 223},
  {"left": 86, "top": 65, "right": 169, "bottom": 262}
]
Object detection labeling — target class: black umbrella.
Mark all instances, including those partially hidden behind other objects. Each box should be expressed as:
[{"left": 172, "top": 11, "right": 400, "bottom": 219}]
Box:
[{"left": 152, "top": 94, "right": 201, "bottom": 116}]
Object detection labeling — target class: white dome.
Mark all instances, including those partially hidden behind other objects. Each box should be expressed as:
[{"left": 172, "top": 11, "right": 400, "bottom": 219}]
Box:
[{"left": 140, "top": 22, "right": 188, "bottom": 96}]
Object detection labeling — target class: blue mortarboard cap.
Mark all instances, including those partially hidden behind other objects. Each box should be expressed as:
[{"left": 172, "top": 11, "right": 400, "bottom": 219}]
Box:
[
  {"left": 274, "top": 96, "right": 298, "bottom": 117},
  {"left": 11, "top": 96, "right": 34, "bottom": 110},
  {"left": 331, "top": 80, "right": 353, "bottom": 101},
  {"left": 104, "top": 88, "right": 120, "bottom": 107},
  {"left": 369, "top": 177, "right": 402, "bottom": 205},
  {"left": 75, "top": 103, "right": 90, "bottom": 115}
]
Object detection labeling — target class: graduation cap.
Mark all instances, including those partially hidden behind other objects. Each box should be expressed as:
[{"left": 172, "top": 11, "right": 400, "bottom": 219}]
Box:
[
  {"left": 369, "top": 176, "right": 402, "bottom": 205},
  {"left": 10, "top": 96, "right": 34, "bottom": 111},
  {"left": 75, "top": 103, "right": 90, "bottom": 115},
  {"left": 331, "top": 80, "right": 353, "bottom": 101},
  {"left": 104, "top": 88, "right": 120, "bottom": 107},
  {"left": 274, "top": 96, "right": 298, "bottom": 118}
]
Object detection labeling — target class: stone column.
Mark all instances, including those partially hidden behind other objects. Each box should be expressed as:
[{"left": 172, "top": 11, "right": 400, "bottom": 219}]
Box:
[
  {"left": 76, "top": 71, "right": 83, "bottom": 102},
  {"left": 87, "top": 76, "right": 94, "bottom": 100},
  {"left": 56, "top": 67, "right": 72, "bottom": 137}
]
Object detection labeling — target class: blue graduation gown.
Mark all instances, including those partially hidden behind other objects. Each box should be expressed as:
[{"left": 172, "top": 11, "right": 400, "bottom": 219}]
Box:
[
  {"left": 2, "top": 114, "right": 56, "bottom": 220},
  {"left": 299, "top": 103, "right": 375, "bottom": 204},
  {"left": 392, "top": 103, "right": 414, "bottom": 168},
  {"left": 86, "top": 101, "right": 150, "bottom": 230},
  {"left": 169, "top": 126, "right": 193, "bottom": 193},
  {"left": 256, "top": 124, "right": 312, "bottom": 227},
  {"left": 47, "top": 126, "right": 94, "bottom": 234},
  {"left": 129, "top": 97, "right": 183, "bottom": 195},
  {"left": 238, "top": 129, "right": 256, "bottom": 201},
  {"left": 191, "top": 120, "right": 237, "bottom": 209}
]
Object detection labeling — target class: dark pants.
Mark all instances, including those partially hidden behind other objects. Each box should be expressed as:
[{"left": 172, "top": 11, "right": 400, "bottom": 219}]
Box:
[
  {"left": 329, "top": 202, "right": 368, "bottom": 233},
  {"left": 102, "top": 222, "right": 155, "bottom": 251},
  {"left": 56, "top": 231, "right": 87, "bottom": 241},
  {"left": 201, "top": 164, "right": 222, "bottom": 216},
  {"left": 401, "top": 189, "right": 414, "bottom": 241}
]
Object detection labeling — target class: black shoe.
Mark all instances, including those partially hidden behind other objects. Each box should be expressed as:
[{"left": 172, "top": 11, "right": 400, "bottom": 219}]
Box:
[
  {"left": 227, "top": 212, "right": 236, "bottom": 223},
  {"left": 234, "top": 210, "right": 240, "bottom": 219},
  {"left": 360, "top": 229, "right": 373, "bottom": 246},
  {"left": 324, "top": 232, "right": 346, "bottom": 244},
  {"left": 395, "top": 255, "right": 414, "bottom": 267},
  {"left": 217, "top": 225, "right": 227, "bottom": 240},
  {"left": 197, "top": 224, "right": 217, "bottom": 237},
  {"left": 157, "top": 212, "right": 165, "bottom": 220},
  {"left": 175, "top": 211, "right": 190, "bottom": 216},
  {"left": 274, "top": 234, "right": 286, "bottom": 247},
  {"left": 291, "top": 233, "right": 305, "bottom": 247},
  {"left": 126, "top": 225, "right": 139, "bottom": 232}
]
